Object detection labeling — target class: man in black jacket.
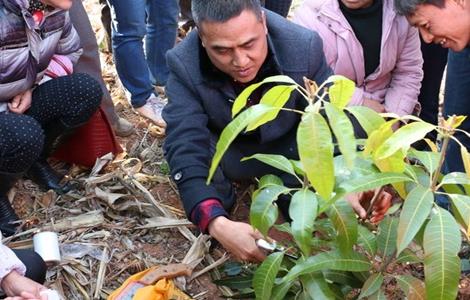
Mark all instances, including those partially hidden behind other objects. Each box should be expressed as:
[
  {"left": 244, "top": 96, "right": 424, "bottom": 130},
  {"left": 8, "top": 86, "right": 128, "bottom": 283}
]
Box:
[{"left": 163, "top": 0, "right": 386, "bottom": 262}]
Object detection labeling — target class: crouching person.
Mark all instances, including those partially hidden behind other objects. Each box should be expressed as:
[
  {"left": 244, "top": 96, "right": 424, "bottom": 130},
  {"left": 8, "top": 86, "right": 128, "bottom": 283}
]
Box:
[
  {"left": 163, "top": 0, "right": 390, "bottom": 262},
  {"left": 0, "top": 0, "right": 101, "bottom": 235}
]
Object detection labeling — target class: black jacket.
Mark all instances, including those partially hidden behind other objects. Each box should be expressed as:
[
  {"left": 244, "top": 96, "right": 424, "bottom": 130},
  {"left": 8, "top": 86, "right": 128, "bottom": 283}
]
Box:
[{"left": 163, "top": 10, "right": 332, "bottom": 217}]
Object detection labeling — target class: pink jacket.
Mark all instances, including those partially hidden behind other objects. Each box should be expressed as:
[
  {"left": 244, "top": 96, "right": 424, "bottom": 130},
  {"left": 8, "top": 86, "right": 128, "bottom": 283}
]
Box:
[{"left": 293, "top": 0, "right": 423, "bottom": 116}]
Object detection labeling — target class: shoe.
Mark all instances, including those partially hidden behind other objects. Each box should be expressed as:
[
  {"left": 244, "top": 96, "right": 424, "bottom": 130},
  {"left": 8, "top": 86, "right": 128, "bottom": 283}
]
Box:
[
  {"left": 134, "top": 93, "right": 167, "bottom": 129},
  {"left": 0, "top": 196, "right": 19, "bottom": 237},
  {"left": 27, "top": 119, "right": 80, "bottom": 194},
  {"left": 0, "top": 171, "right": 21, "bottom": 237},
  {"left": 112, "top": 117, "right": 135, "bottom": 137},
  {"left": 28, "top": 161, "right": 72, "bottom": 194}
]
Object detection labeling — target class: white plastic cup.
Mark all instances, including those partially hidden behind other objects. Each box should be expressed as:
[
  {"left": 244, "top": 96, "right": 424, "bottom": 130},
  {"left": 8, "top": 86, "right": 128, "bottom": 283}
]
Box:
[
  {"left": 33, "top": 231, "right": 61, "bottom": 265},
  {"left": 40, "top": 289, "right": 61, "bottom": 300}
]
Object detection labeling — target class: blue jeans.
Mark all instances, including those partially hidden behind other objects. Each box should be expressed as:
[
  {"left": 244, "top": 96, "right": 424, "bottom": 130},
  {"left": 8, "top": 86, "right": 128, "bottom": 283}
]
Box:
[
  {"left": 107, "top": 0, "right": 179, "bottom": 107},
  {"left": 444, "top": 46, "right": 470, "bottom": 174}
]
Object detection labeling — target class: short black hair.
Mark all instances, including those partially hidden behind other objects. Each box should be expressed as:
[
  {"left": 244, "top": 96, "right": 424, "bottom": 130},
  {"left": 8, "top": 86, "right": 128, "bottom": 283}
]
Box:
[
  {"left": 394, "top": 0, "right": 445, "bottom": 15},
  {"left": 191, "top": 0, "right": 263, "bottom": 25}
]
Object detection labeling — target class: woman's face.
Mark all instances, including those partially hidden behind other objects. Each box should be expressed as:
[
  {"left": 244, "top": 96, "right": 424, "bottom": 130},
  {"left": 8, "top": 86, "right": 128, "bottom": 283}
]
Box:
[
  {"left": 340, "top": 0, "right": 374, "bottom": 9},
  {"left": 40, "top": 0, "right": 72, "bottom": 10}
]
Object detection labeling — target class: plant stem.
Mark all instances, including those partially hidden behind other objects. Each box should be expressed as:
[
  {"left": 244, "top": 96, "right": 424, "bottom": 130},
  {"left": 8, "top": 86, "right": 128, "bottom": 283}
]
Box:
[
  {"left": 365, "top": 187, "right": 384, "bottom": 218},
  {"left": 379, "top": 250, "right": 397, "bottom": 273},
  {"left": 431, "top": 134, "right": 450, "bottom": 192}
]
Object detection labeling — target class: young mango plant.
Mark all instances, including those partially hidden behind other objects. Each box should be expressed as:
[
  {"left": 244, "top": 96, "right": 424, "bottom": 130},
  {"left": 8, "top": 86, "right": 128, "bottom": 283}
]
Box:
[{"left": 207, "top": 75, "right": 470, "bottom": 300}]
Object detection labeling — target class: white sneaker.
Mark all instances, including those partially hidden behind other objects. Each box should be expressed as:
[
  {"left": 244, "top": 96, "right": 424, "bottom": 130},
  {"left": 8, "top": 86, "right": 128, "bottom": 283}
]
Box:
[{"left": 135, "top": 93, "right": 167, "bottom": 128}]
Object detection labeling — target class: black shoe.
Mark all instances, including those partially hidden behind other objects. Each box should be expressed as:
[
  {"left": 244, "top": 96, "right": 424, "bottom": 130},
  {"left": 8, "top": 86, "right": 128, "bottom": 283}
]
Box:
[
  {"left": 0, "top": 196, "right": 19, "bottom": 237},
  {"left": 27, "top": 119, "right": 82, "bottom": 193},
  {"left": 27, "top": 160, "right": 72, "bottom": 194},
  {"left": 0, "top": 171, "right": 21, "bottom": 236}
]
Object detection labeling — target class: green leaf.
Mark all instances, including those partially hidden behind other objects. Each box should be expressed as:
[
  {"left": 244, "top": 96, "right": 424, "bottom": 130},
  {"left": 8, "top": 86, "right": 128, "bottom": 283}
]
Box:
[
  {"left": 448, "top": 194, "right": 470, "bottom": 235},
  {"left": 301, "top": 273, "right": 338, "bottom": 300},
  {"left": 461, "top": 146, "right": 470, "bottom": 179},
  {"left": 327, "top": 199, "right": 357, "bottom": 255},
  {"left": 289, "top": 159, "right": 306, "bottom": 177},
  {"left": 368, "top": 289, "right": 387, "bottom": 300},
  {"left": 364, "top": 120, "right": 395, "bottom": 157},
  {"left": 375, "top": 122, "right": 435, "bottom": 160},
  {"left": 250, "top": 185, "right": 291, "bottom": 236},
  {"left": 232, "top": 75, "right": 297, "bottom": 117},
  {"left": 208, "top": 104, "right": 275, "bottom": 183},
  {"left": 253, "top": 252, "right": 284, "bottom": 300},
  {"left": 327, "top": 75, "right": 356, "bottom": 109},
  {"left": 258, "top": 174, "right": 284, "bottom": 189},
  {"left": 358, "top": 273, "right": 384, "bottom": 299},
  {"left": 358, "top": 225, "right": 377, "bottom": 256},
  {"left": 396, "top": 249, "right": 422, "bottom": 264},
  {"left": 271, "top": 281, "right": 294, "bottom": 300},
  {"left": 440, "top": 172, "right": 470, "bottom": 186},
  {"left": 409, "top": 149, "right": 440, "bottom": 175},
  {"left": 423, "top": 207, "right": 461, "bottom": 300},
  {"left": 346, "top": 106, "right": 385, "bottom": 136},
  {"left": 213, "top": 276, "right": 253, "bottom": 290},
  {"left": 281, "top": 251, "right": 371, "bottom": 283},
  {"left": 289, "top": 189, "right": 318, "bottom": 256},
  {"left": 396, "top": 275, "right": 425, "bottom": 300},
  {"left": 297, "top": 111, "right": 335, "bottom": 200},
  {"left": 338, "top": 173, "right": 413, "bottom": 195},
  {"left": 246, "top": 85, "right": 297, "bottom": 131},
  {"left": 397, "top": 185, "right": 434, "bottom": 254},
  {"left": 243, "top": 154, "right": 296, "bottom": 177},
  {"left": 325, "top": 102, "right": 357, "bottom": 169},
  {"left": 377, "top": 216, "right": 398, "bottom": 257},
  {"left": 323, "top": 270, "right": 363, "bottom": 288}
]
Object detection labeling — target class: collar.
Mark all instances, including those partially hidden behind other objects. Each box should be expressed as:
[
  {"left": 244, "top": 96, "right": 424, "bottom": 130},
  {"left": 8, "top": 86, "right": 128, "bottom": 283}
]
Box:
[{"left": 198, "top": 33, "right": 283, "bottom": 88}]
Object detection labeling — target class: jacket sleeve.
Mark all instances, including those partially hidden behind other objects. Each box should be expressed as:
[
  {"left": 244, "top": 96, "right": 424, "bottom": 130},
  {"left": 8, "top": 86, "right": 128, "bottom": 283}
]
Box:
[
  {"left": 383, "top": 25, "right": 423, "bottom": 116},
  {"left": 0, "top": 244, "right": 26, "bottom": 288},
  {"left": 55, "top": 12, "right": 82, "bottom": 65},
  {"left": 162, "top": 51, "right": 226, "bottom": 219},
  {"left": 307, "top": 30, "right": 333, "bottom": 89}
]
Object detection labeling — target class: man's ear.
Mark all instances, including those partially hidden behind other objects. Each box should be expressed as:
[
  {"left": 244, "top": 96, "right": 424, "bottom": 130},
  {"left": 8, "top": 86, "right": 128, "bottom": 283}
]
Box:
[{"left": 197, "top": 26, "right": 207, "bottom": 48}]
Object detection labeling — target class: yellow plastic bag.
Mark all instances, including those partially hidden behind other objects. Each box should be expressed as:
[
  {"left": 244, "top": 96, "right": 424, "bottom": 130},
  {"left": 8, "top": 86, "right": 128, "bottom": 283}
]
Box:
[{"left": 108, "top": 264, "right": 192, "bottom": 300}]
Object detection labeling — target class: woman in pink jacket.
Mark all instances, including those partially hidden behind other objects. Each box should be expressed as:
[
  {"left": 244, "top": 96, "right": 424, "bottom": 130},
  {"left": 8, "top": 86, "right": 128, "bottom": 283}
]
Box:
[{"left": 293, "top": 0, "right": 423, "bottom": 116}]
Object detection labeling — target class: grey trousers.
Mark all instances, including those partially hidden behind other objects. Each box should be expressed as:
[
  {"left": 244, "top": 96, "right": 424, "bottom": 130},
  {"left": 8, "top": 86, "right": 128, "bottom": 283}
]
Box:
[{"left": 69, "top": 0, "right": 119, "bottom": 125}]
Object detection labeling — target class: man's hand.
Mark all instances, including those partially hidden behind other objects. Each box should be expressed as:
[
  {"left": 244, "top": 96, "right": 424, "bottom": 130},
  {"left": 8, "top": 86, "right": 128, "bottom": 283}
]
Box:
[
  {"left": 1, "top": 271, "right": 47, "bottom": 299},
  {"left": 363, "top": 98, "right": 385, "bottom": 113},
  {"left": 8, "top": 90, "right": 32, "bottom": 114},
  {"left": 208, "top": 216, "right": 266, "bottom": 262},
  {"left": 346, "top": 189, "right": 392, "bottom": 223}
]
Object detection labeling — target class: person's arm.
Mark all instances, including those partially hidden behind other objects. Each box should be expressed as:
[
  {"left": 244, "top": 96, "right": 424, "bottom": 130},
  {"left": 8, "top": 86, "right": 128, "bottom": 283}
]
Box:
[
  {"left": 0, "top": 245, "right": 27, "bottom": 288},
  {"left": 55, "top": 12, "right": 83, "bottom": 65},
  {"left": 1, "top": 271, "right": 46, "bottom": 299},
  {"left": 383, "top": 22, "right": 423, "bottom": 116}
]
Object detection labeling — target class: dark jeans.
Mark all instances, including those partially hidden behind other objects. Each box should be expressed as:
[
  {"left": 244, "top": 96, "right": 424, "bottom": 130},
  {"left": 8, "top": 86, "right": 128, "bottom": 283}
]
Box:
[
  {"left": 444, "top": 46, "right": 470, "bottom": 173},
  {"left": 0, "top": 74, "right": 101, "bottom": 173},
  {"left": 12, "top": 249, "right": 47, "bottom": 284}
]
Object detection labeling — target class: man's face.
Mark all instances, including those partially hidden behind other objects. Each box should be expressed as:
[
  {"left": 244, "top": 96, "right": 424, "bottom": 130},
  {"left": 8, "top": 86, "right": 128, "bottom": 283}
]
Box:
[
  {"left": 40, "top": 0, "right": 72, "bottom": 10},
  {"left": 199, "top": 9, "right": 268, "bottom": 83},
  {"left": 407, "top": 0, "right": 470, "bottom": 51}
]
